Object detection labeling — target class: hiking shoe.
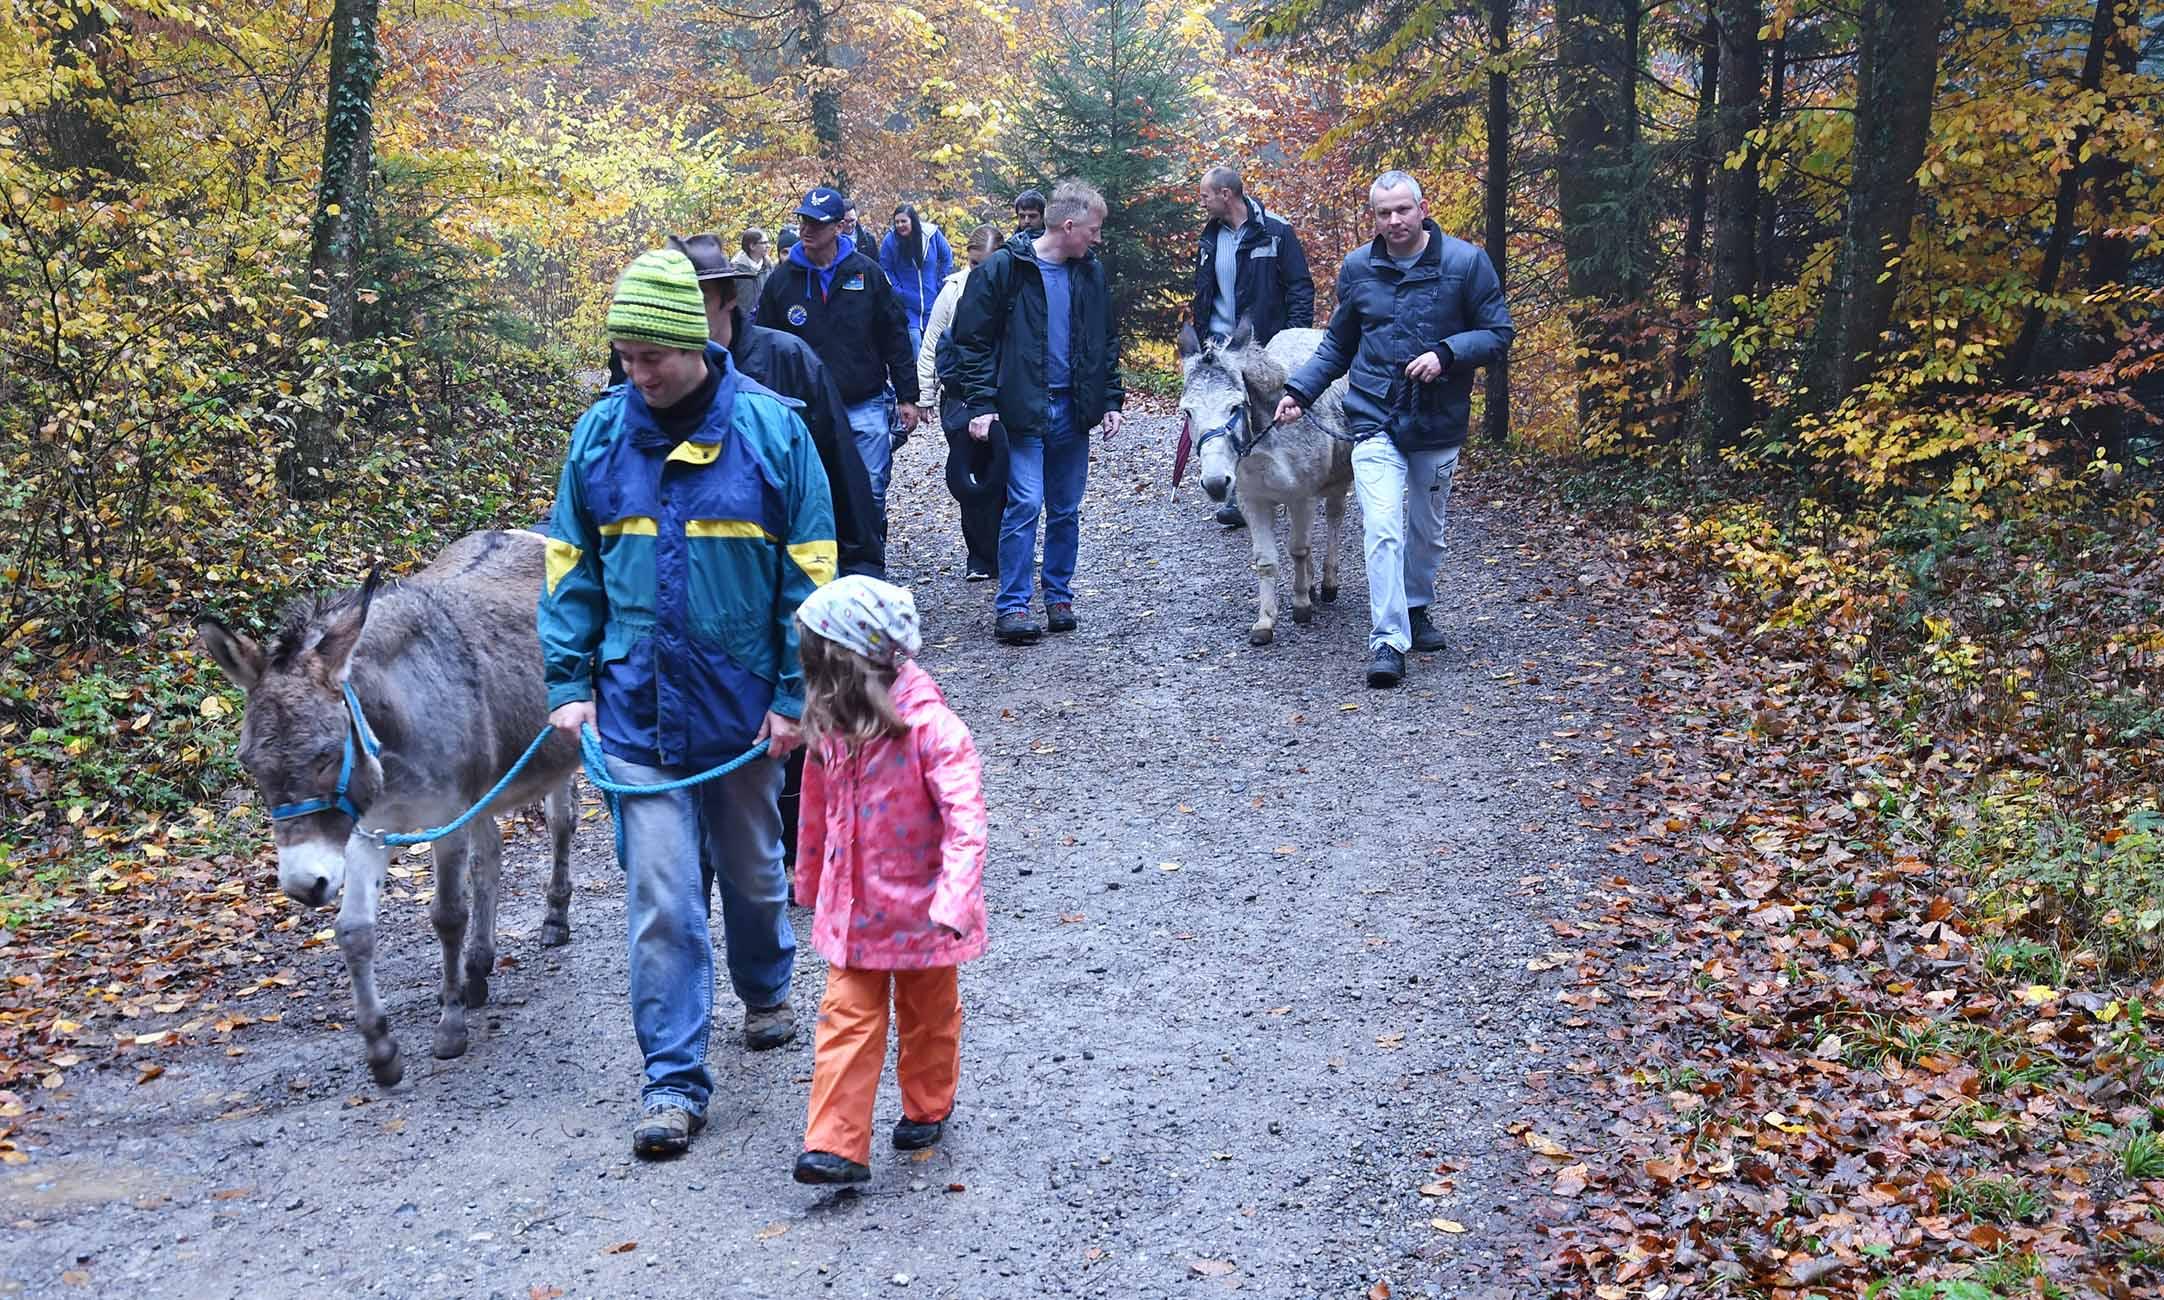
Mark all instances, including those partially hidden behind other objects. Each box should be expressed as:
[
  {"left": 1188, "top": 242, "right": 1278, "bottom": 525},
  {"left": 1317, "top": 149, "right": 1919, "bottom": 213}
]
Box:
[
  {"left": 1215, "top": 501, "right": 1247, "bottom": 529},
  {"left": 1408, "top": 606, "right": 1447, "bottom": 653},
  {"left": 994, "top": 612, "right": 1042, "bottom": 644},
  {"left": 744, "top": 1002, "right": 795, "bottom": 1050},
  {"left": 1045, "top": 602, "right": 1077, "bottom": 634},
  {"left": 964, "top": 564, "right": 992, "bottom": 582},
  {"left": 1365, "top": 645, "right": 1405, "bottom": 689},
  {"left": 631, "top": 1103, "right": 704, "bottom": 1159},
  {"left": 893, "top": 1115, "right": 947, "bottom": 1151},
  {"left": 793, "top": 1150, "right": 872, "bottom": 1185}
]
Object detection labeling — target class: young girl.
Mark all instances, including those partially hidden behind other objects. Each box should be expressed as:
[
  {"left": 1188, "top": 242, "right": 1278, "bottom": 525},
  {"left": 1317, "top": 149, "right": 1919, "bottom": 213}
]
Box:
[{"left": 790, "top": 575, "right": 988, "bottom": 1185}]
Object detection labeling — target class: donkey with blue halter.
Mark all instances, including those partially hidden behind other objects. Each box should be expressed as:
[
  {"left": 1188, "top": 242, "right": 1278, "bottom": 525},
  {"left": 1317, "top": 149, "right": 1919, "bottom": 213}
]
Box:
[
  {"left": 1178, "top": 321, "right": 1354, "bottom": 645},
  {"left": 199, "top": 529, "right": 581, "bottom": 1086}
]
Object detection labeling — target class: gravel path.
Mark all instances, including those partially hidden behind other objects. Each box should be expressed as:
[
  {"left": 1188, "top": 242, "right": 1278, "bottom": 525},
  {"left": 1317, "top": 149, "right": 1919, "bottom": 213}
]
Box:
[{"left": 1, "top": 414, "right": 1632, "bottom": 1299}]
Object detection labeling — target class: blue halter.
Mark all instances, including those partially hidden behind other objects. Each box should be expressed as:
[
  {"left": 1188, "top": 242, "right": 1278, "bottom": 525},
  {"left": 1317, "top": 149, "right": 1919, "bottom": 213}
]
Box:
[{"left": 268, "top": 680, "right": 381, "bottom": 824}]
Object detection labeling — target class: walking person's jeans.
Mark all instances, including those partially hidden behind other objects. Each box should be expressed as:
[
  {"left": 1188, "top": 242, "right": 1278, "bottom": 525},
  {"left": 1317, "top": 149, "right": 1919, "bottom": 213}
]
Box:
[
  {"left": 1350, "top": 439, "right": 1461, "bottom": 653},
  {"left": 945, "top": 421, "right": 1009, "bottom": 575},
  {"left": 997, "top": 393, "right": 1088, "bottom": 615},
  {"left": 606, "top": 752, "right": 793, "bottom": 1117},
  {"left": 844, "top": 395, "right": 895, "bottom": 528}
]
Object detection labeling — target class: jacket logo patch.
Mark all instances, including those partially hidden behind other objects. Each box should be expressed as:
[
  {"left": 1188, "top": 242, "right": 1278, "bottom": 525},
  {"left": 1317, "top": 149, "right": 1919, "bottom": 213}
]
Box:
[
  {"left": 786, "top": 304, "right": 808, "bottom": 326},
  {"left": 1251, "top": 239, "right": 1279, "bottom": 259},
  {"left": 841, "top": 275, "right": 866, "bottom": 291}
]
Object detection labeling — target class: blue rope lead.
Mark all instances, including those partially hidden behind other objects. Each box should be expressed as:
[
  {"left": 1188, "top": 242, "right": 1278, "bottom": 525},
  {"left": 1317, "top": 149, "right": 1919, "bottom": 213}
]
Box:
[{"left": 375, "top": 723, "right": 767, "bottom": 849}]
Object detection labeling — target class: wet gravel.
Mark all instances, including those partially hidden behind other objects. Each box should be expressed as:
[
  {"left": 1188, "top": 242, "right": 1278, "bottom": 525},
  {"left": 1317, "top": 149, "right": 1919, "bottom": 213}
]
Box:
[{"left": 1, "top": 414, "right": 1636, "bottom": 1298}]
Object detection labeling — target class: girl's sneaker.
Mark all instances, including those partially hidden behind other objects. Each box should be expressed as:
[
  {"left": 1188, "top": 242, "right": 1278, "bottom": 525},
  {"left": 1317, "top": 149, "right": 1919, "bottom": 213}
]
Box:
[{"left": 793, "top": 1150, "right": 871, "bottom": 1185}]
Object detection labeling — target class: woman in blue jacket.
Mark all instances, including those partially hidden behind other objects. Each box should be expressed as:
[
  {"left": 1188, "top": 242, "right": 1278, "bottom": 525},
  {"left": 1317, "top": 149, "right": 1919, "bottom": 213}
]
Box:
[{"left": 880, "top": 204, "right": 954, "bottom": 354}]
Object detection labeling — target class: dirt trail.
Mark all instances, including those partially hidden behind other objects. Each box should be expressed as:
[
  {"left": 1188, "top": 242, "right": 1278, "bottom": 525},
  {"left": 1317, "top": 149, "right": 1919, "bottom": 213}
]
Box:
[{"left": 2, "top": 415, "right": 1633, "bottom": 1299}]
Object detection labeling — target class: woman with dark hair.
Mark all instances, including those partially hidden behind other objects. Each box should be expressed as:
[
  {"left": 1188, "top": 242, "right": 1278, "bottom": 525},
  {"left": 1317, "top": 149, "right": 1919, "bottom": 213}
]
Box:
[
  {"left": 878, "top": 204, "right": 954, "bottom": 355},
  {"left": 919, "top": 224, "right": 1007, "bottom": 581}
]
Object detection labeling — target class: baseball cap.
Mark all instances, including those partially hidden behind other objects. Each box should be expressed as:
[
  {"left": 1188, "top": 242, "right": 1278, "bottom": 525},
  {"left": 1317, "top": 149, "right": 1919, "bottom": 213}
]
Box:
[
  {"left": 664, "top": 233, "right": 750, "bottom": 281},
  {"left": 794, "top": 186, "right": 848, "bottom": 224}
]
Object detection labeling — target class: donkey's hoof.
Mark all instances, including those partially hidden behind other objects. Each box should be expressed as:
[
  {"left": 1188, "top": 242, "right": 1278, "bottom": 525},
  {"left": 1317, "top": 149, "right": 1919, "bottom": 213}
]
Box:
[
  {"left": 460, "top": 972, "right": 490, "bottom": 1010},
  {"left": 369, "top": 1044, "right": 406, "bottom": 1088},
  {"left": 1291, "top": 604, "right": 1315, "bottom": 625},
  {"left": 1249, "top": 625, "right": 1275, "bottom": 646},
  {"left": 432, "top": 1022, "right": 470, "bottom": 1060},
  {"left": 1319, "top": 585, "right": 1340, "bottom": 603},
  {"left": 539, "top": 918, "right": 572, "bottom": 948}
]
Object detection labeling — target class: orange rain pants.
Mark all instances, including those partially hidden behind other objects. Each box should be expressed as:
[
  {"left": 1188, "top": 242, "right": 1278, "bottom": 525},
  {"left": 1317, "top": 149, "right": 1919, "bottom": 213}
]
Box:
[{"left": 802, "top": 964, "right": 962, "bottom": 1165}]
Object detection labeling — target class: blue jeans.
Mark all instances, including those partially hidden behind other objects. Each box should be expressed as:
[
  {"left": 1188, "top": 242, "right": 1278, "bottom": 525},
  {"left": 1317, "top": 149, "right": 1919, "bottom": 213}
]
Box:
[
  {"left": 998, "top": 393, "right": 1088, "bottom": 615},
  {"left": 607, "top": 752, "right": 792, "bottom": 1116},
  {"left": 845, "top": 395, "right": 894, "bottom": 525}
]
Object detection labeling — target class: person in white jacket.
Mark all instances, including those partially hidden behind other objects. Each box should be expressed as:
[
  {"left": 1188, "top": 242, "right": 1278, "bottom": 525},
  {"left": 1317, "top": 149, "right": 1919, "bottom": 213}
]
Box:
[{"left": 921, "top": 224, "right": 1006, "bottom": 580}]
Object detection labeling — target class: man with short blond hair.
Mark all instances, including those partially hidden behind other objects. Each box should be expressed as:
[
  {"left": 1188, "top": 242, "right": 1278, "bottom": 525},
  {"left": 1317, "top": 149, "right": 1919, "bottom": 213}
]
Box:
[{"left": 951, "top": 178, "right": 1125, "bottom": 644}]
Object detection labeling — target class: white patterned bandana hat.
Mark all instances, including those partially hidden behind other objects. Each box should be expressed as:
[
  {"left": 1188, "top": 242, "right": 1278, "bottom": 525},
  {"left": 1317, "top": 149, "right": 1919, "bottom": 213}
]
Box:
[{"left": 797, "top": 574, "right": 922, "bottom": 667}]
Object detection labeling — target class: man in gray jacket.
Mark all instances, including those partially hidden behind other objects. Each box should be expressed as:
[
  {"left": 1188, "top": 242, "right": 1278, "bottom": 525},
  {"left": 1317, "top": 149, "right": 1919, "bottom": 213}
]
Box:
[{"left": 1274, "top": 170, "right": 1512, "bottom": 690}]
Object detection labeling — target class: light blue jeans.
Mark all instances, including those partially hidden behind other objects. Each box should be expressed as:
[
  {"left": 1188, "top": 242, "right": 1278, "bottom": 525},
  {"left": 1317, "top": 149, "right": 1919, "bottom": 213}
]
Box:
[
  {"left": 1350, "top": 439, "right": 1460, "bottom": 653},
  {"left": 607, "top": 752, "right": 792, "bottom": 1116},
  {"left": 997, "top": 392, "right": 1088, "bottom": 615},
  {"left": 845, "top": 395, "right": 895, "bottom": 525}
]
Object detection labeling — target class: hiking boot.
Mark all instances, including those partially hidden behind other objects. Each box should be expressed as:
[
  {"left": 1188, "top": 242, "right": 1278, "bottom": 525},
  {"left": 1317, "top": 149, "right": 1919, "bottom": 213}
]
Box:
[
  {"left": 893, "top": 1114, "right": 947, "bottom": 1151},
  {"left": 994, "top": 612, "right": 1042, "bottom": 644},
  {"left": 1215, "top": 501, "right": 1247, "bottom": 529},
  {"left": 1408, "top": 605, "right": 1447, "bottom": 653},
  {"left": 631, "top": 1102, "right": 704, "bottom": 1159},
  {"left": 1045, "top": 602, "right": 1077, "bottom": 634},
  {"left": 1366, "top": 645, "right": 1405, "bottom": 689},
  {"left": 744, "top": 1002, "right": 795, "bottom": 1050},
  {"left": 793, "top": 1150, "right": 872, "bottom": 1185}
]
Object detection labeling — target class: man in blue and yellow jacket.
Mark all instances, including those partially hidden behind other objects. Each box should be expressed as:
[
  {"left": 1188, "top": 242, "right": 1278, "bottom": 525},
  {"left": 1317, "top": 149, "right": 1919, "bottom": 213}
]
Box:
[{"left": 539, "top": 248, "right": 835, "bottom": 1160}]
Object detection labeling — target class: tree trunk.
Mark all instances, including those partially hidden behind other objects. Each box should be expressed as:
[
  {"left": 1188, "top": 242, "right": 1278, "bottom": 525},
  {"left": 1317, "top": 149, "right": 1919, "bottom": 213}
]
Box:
[
  {"left": 2084, "top": 1, "right": 2138, "bottom": 292},
  {"left": 1483, "top": 0, "right": 1511, "bottom": 445},
  {"left": 797, "top": 0, "right": 846, "bottom": 191},
  {"left": 40, "top": 2, "right": 136, "bottom": 188},
  {"left": 289, "top": 0, "right": 382, "bottom": 493},
  {"left": 1697, "top": 0, "right": 1763, "bottom": 454},
  {"left": 1801, "top": 0, "right": 1947, "bottom": 412},
  {"left": 1673, "top": 11, "right": 1720, "bottom": 400},
  {"left": 2000, "top": 0, "right": 2120, "bottom": 383},
  {"left": 1755, "top": 34, "right": 1784, "bottom": 290},
  {"left": 1555, "top": 0, "right": 1640, "bottom": 430}
]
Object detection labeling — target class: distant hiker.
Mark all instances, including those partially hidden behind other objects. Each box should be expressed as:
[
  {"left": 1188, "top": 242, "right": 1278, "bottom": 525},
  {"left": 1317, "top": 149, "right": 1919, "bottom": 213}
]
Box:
[
  {"left": 756, "top": 186, "right": 922, "bottom": 531},
  {"left": 790, "top": 575, "right": 987, "bottom": 1186},
  {"left": 1012, "top": 189, "right": 1046, "bottom": 238},
  {"left": 881, "top": 203, "right": 955, "bottom": 355},
  {"left": 732, "top": 227, "right": 774, "bottom": 317},
  {"left": 951, "top": 179, "right": 1125, "bottom": 645},
  {"left": 1274, "top": 170, "right": 1513, "bottom": 690},
  {"left": 919, "top": 224, "right": 1007, "bottom": 581},
  {"left": 542, "top": 247, "right": 835, "bottom": 1159},
  {"left": 1192, "top": 164, "right": 1316, "bottom": 530}
]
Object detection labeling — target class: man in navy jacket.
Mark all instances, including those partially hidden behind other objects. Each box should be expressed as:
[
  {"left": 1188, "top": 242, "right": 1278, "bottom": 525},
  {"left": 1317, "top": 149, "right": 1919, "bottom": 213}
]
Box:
[{"left": 1276, "top": 170, "right": 1513, "bottom": 690}]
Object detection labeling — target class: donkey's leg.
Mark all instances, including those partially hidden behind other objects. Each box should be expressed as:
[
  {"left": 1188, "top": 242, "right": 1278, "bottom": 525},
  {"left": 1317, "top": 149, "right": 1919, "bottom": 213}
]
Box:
[
  {"left": 462, "top": 820, "right": 502, "bottom": 1011},
  {"left": 1288, "top": 495, "right": 1318, "bottom": 624},
  {"left": 539, "top": 778, "right": 575, "bottom": 948},
  {"left": 1320, "top": 490, "right": 1348, "bottom": 603},
  {"left": 428, "top": 832, "right": 474, "bottom": 1060},
  {"left": 1246, "top": 496, "right": 1283, "bottom": 646},
  {"left": 334, "top": 836, "right": 404, "bottom": 1087}
]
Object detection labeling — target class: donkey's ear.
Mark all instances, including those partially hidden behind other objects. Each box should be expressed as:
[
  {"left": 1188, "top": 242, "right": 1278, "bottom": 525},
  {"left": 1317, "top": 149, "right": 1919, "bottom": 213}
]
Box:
[
  {"left": 309, "top": 565, "right": 381, "bottom": 685},
  {"left": 1175, "top": 322, "right": 1201, "bottom": 358},
  {"left": 198, "top": 618, "right": 265, "bottom": 692},
  {"left": 1228, "top": 318, "right": 1255, "bottom": 352}
]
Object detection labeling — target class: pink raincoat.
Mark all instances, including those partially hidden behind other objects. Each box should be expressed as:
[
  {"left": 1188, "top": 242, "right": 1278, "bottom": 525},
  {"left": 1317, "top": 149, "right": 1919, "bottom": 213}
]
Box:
[{"left": 793, "top": 661, "right": 988, "bottom": 970}]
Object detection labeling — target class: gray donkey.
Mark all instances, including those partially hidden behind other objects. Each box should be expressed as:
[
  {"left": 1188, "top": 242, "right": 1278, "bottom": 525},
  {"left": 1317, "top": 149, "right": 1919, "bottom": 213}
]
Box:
[
  {"left": 1178, "top": 321, "right": 1354, "bottom": 645},
  {"left": 198, "top": 529, "right": 581, "bottom": 1086}
]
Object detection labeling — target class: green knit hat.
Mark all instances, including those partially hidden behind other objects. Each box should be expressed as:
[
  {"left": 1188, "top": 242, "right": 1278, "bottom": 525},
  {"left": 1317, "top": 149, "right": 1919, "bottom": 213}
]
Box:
[{"left": 606, "top": 249, "right": 710, "bottom": 351}]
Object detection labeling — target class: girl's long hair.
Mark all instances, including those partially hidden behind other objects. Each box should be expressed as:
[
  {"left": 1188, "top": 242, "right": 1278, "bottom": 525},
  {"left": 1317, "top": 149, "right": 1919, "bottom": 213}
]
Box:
[
  {"left": 798, "top": 627, "right": 908, "bottom": 752},
  {"left": 891, "top": 203, "right": 927, "bottom": 266}
]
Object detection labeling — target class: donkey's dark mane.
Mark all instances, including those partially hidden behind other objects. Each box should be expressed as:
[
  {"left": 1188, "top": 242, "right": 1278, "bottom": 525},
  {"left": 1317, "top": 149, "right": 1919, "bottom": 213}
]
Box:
[{"left": 267, "top": 580, "right": 405, "bottom": 671}]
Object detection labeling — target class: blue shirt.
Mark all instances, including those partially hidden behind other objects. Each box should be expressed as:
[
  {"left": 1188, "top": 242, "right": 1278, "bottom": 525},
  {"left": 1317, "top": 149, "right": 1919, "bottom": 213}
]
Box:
[{"left": 1040, "top": 259, "right": 1072, "bottom": 392}]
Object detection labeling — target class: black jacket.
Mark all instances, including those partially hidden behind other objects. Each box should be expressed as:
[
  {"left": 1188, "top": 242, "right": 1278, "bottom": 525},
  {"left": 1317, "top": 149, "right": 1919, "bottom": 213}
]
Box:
[
  {"left": 951, "top": 232, "right": 1124, "bottom": 440},
  {"left": 1190, "top": 198, "right": 1314, "bottom": 344},
  {"left": 604, "top": 329, "right": 884, "bottom": 577},
  {"left": 754, "top": 241, "right": 920, "bottom": 407},
  {"left": 730, "top": 318, "right": 884, "bottom": 577},
  {"left": 1286, "top": 221, "right": 1513, "bottom": 453}
]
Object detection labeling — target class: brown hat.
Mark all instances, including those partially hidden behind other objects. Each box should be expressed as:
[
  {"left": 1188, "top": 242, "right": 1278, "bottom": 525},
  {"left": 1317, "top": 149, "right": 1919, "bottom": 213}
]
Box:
[{"left": 664, "top": 232, "right": 751, "bottom": 281}]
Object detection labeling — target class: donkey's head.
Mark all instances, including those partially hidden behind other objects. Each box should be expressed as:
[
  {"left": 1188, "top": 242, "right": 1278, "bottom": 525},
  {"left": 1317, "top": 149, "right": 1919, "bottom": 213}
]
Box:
[
  {"left": 198, "top": 571, "right": 385, "bottom": 907},
  {"left": 1177, "top": 320, "right": 1286, "bottom": 502}
]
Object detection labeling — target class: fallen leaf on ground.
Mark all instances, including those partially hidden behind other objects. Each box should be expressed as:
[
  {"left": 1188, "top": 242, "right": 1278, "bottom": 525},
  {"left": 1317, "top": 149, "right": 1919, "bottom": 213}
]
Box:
[
  {"left": 602, "top": 1240, "right": 636, "bottom": 1254},
  {"left": 1190, "top": 1260, "right": 1237, "bottom": 1277},
  {"left": 1431, "top": 1218, "right": 1466, "bottom": 1233}
]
